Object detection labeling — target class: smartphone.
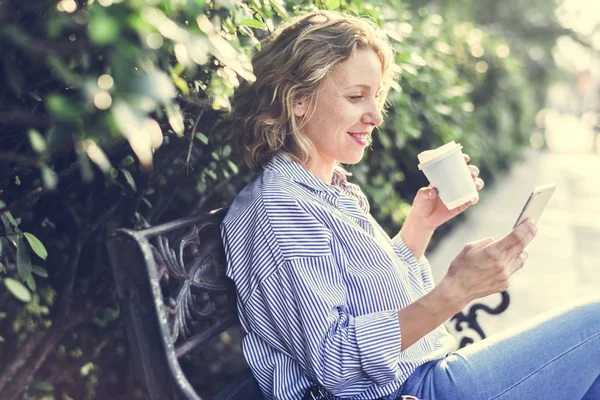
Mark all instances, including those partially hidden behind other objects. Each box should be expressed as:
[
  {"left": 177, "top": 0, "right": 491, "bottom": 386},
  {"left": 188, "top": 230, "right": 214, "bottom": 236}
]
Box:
[{"left": 513, "top": 183, "right": 557, "bottom": 228}]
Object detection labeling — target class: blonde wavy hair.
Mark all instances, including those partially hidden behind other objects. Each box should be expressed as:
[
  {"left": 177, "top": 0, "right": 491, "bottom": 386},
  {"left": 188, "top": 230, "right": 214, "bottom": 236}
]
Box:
[{"left": 233, "top": 10, "right": 396, "bottom": 169}]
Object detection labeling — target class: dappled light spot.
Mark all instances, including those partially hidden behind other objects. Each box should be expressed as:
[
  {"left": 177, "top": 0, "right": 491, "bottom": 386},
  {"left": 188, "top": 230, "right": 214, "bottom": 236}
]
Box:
[{"left": 93, "top": 91, "right": 112, "bottom": 110}]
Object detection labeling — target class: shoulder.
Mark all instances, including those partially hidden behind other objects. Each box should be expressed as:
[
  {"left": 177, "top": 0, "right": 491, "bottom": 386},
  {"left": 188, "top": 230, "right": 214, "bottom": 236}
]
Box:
[
  {"left": 223, "top": 170, "right": 332, "bottom": 259},
  {"left": 223, "top": 169, "right": 312, "bottom": 224},
  {"left": 261, "top": 170, "right": 330, "bottom": 232}
]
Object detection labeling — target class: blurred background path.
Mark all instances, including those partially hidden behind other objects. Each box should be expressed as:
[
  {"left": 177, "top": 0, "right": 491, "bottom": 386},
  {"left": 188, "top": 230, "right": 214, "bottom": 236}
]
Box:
[{"left": 429, "top": 114, "right": 600, "bottom": 340}]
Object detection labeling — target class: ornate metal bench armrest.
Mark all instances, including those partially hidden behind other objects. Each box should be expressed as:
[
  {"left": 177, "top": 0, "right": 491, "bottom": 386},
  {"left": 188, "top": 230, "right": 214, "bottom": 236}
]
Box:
[{"left": 107, "top": 208, "right": 241, "bottom": 400}]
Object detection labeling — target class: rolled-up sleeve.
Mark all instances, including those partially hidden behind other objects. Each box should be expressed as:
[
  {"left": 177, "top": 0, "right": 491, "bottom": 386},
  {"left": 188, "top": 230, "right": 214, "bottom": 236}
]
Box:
[
  {"left": 247, "top": 253, "right": 403, "bottom": 394},
  {"left": 391, "top": 234, "right": 435, "bottom": 291},
  {"left": 354, "top": 310, "right": 403, "bottom": 384}
]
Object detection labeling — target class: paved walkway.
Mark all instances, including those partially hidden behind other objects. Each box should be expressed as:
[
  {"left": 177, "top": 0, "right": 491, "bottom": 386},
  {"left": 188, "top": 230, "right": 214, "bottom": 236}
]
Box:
[{"left": 428, "top": 118, "right": 600, "bottom": 341}]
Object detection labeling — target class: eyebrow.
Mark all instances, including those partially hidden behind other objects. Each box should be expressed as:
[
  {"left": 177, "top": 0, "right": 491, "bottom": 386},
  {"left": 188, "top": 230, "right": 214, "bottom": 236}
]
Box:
[{"left": 342, "top": 84, "right": 382, "bottom": 92}]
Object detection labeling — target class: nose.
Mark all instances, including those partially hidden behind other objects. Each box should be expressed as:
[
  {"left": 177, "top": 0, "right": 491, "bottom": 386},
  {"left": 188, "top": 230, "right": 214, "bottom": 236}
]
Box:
[{"left": 362, "top": 98, "right": 383, "bottom": 127}]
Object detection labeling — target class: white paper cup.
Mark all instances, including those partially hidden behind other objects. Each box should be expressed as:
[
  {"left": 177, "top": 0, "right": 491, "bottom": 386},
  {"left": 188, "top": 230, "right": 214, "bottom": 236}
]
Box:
[{"left": 418, "top": 142, "right": 478, "bottom": 209}]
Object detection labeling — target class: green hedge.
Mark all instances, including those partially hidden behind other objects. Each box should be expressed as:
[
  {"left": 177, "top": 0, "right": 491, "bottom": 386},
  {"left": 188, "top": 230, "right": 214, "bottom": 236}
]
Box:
[
  {"left": 352, "top": 8, "right": 535, "bottom": 231},
  {"left": 0, "top": 0, "right": 534, "bottom": 398}
]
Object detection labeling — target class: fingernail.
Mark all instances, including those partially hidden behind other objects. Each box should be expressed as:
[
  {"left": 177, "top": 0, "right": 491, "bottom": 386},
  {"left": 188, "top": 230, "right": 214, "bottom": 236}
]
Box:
[{"left": 520, "top": 252, "right": 528, "bottom": 261}]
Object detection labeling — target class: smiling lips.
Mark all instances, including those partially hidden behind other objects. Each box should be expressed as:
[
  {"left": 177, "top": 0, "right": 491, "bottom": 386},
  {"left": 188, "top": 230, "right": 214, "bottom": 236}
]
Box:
[{"left": 348, "top": 132, "right": 371, "bottom": 146}]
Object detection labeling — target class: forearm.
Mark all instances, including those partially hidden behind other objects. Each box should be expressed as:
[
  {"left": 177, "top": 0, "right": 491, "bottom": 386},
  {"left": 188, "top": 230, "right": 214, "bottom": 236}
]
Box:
[
  {"left": 396, "top": 278, "right": 466, "bottom": 351},
  {"left": 399, "top": 214, "right": 435, "bottom": 259}
]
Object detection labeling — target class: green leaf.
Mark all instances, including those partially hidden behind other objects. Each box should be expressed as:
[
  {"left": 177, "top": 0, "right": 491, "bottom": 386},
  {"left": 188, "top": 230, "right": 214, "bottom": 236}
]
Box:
[
  {"left": 6, "top": 212, "right": 18, "bottom": 227},
  {"left": 32, "top": 265, "right": 49, "bottom": 278},
  {"left": 32, "top": 381, "right": 54, "bottom": 392},
  {"left": 4, "top": 278, "right": 32, "bottom": 302},
  {"left": 222, "top": 18, "right": 236, "bottom": 34},
  {"left": 0, "top": 200, "right": 18, "bottom": 228},
  {"left": 24, "top": 232, "right": 48, "bottom": 260},
  {"left": 249, "top": 0, "right": 261, "bottom": 10},
  {"left": 121, "top": 169, "right": 137, "bottom": 192},
  {"left": 206, "top": 170, "right": 217, "bottom": 180},
  {"left": 28, "top": 129, "right": 47, "bottom": 153},
  {"left": 80, "top": 362, "right": 95, "bottom": 377},
  {"left": 88, "top": 12, "right": 120, "bottom": 46},
  {"left": 25, "top": 274, "right": 36, "bottom": 291},
  {"left": 15, "top": 175, "right": 21, "bottom": 185},
  {"left": 46, "top": 94, "right": 83, "bottom": 120},
  {"left": 195, "top": 132, "right": 209, "bottom": 145},
  {"left": 238, "top": 25, "right": 254, "bottom": 37},
  {"left": 324, "top": 0, "right": 341, "bottom": 9},
  {"left": 172, "top": 76, "right": 190, "bottom": 95},
  {"left": 16, "top": 235, "right": 32, "bottom": 280},
  {"left": 237, "top": 18, "right": 265, "bottom": 29},
  {"left": 227, "top": 160, "right": 239, "bottom": 174},
  {"left": 77, "top": 148, "right": 95, "bottom": 182},
  {"left": 120, "top": 156, "right": 135, "bottom": 167},
  {"left": 48, "top": 55, "right": 82, "bottom": 87},
  {"left": 269, "top": 0, "right": 288, "bottom": 17},
  {"left": 165, "top": 102, "right": 184, "bottom": 136},
  {"left": 41, "top": 165, "right": 58, "bottom": 190}
]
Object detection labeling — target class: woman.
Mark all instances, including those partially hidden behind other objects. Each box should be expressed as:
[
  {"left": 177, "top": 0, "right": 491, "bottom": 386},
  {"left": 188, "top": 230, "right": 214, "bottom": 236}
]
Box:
[{"left": 221, "top": 10, "right": 600, "bottom": 400}]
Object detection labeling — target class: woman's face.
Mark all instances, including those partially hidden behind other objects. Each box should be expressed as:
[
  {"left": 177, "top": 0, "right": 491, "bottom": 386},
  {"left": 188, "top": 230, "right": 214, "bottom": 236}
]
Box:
[{"left": 294, "top": 47, "right": 384, "bottom": 182}]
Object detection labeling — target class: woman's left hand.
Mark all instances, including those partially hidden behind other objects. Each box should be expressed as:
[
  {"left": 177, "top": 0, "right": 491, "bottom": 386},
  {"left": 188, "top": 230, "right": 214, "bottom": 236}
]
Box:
[{"left": 409, "top": 154, "right": 484, "bottom": 231}]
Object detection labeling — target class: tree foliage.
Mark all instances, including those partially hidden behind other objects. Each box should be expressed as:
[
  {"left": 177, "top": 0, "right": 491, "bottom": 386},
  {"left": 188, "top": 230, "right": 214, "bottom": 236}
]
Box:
[{"left": 0, "top": 0, "right": 536, "bottom": 398}]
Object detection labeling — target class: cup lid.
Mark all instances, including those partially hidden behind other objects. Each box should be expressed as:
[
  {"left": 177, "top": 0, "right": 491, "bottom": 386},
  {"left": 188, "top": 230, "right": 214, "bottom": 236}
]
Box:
[{"left": 418, "top": 141, "right": 462, "bottom": 170}]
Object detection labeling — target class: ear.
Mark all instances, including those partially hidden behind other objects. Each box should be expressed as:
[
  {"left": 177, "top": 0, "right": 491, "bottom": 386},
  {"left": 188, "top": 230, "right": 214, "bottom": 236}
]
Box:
[{"left": 293, "top": 100, "right": 307, "bottom": 118}]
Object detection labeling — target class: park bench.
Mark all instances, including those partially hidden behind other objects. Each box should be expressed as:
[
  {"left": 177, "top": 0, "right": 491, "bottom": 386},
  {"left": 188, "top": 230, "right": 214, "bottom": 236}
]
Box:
[{"left": 107, "top": 207, "right": 511, "bottom": 399}]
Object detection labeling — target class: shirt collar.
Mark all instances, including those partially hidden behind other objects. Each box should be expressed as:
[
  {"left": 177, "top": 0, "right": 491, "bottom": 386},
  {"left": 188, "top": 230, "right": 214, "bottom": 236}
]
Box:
[{"left": 264, "top": 152, "right": 351, "bottom": 195}]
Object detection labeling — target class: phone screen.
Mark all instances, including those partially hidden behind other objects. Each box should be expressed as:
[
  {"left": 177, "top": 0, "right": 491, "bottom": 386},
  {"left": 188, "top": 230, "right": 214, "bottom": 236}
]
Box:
[{"left": 513, "top": 184, "right": 556, "bottom": 228}]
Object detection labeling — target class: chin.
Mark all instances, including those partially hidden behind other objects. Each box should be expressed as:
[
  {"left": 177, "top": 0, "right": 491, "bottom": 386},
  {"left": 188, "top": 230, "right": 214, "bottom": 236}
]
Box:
[{"left": 339, "top": 152, "right": 365, "bottom": 165}]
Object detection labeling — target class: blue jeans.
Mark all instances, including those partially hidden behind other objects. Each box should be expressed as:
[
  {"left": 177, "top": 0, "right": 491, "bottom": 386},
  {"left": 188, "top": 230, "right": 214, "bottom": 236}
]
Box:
[{"left": 397, "top": 296, "right": 600, "bottom": 400}]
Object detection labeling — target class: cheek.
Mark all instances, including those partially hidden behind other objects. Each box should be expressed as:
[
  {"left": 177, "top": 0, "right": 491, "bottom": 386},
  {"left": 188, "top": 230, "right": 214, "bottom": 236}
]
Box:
[{"left": 327, "top": 104, "right": 355, "bottom": 127}]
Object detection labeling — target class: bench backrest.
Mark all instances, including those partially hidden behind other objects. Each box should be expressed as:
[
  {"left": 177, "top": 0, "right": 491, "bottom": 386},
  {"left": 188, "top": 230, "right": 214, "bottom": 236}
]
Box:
[{"left": 107, "top": 208, "right": 263, "bottom": 399}]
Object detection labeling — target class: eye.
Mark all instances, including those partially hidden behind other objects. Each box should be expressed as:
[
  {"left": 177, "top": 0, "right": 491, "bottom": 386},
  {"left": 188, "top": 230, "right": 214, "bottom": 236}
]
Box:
[{"left": 348, "top": 95, "right": 364, "bottom": 102}]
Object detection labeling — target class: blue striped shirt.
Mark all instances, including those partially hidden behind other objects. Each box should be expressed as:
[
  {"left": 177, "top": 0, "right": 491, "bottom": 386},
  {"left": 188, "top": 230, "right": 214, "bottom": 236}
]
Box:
[{"left": 221, "top": 153, "right": 455, "bottom": 399}]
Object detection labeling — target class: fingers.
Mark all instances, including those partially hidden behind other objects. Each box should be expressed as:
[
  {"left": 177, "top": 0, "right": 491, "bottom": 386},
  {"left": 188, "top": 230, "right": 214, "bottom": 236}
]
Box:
[
  {"left": 416, "top": 186, "right": 437, "bottom": 200},
  {"left": 468, "top": 165, "right": 479, "bottom": 178},
  {"left": 463, "top": 154, "right": 470, "bottom": 163},
  {"left": 491, "top": 219, "right": 538, "bottom": 259},
  {"left": 507, "top": 250, "right": 529, "bottom": 275},
  {"left": 427, "top": 186, "right": 437, "bottom": 198},
  {"left": 468, "top": 164, "right": 484, "bottom": 191},
  {"left": 475, "top": 178, "right": 484, "bottom": 190},
  {"left": 463, "top": 237, "right": 496, "bottom": 254}
]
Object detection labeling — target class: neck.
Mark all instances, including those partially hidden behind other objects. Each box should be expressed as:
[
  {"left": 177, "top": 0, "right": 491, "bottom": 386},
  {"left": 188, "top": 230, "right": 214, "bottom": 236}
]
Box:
[{"left": 303, "top": 158, "right": 336, "bottom": 184}]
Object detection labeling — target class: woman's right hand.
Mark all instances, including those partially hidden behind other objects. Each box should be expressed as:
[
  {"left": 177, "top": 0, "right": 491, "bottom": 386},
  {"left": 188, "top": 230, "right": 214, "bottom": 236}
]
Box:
[{"left": 444, "top": 219, "right": 538, "bottom": 305}]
